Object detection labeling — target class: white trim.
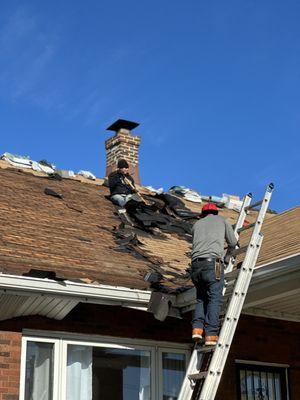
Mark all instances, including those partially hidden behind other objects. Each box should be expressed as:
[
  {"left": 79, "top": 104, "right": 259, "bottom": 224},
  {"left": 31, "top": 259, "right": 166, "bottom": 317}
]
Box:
[
  {"left": 235, "top": 359, "right": 290, "bottom": 368},
  {"left": 22, "top": 328, "right": 191, "bottom": 350},
  {"left": 157, "top": 347, "right": 190, "bottom": 400},
  {"left": 256, "top": 251, "right": 300, "bottom": 270},
  {"left": 243, "top": 307, "right": 300, "bottom": 322},
  {"left": 20, "top": 336, "right": 61, "bottom": 400},
  {"left": 0, "top": 273, "right": 151, "bottom": 309}
]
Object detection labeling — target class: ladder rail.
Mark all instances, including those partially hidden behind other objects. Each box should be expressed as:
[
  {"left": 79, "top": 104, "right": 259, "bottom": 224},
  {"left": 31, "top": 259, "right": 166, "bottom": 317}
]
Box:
[
  {"left": 178, "top": 347, "right": 201, "bottom": 399},
  {"left": 198, "top": 234, "right": 263, "bottom": 400},
  {"left": 178, "top": 183, "right": 274, "bottom": 400},
  {"left": 198, "top": 183, "right": 274, "bottom": 400},
  {"left": 225, "top": 193, "right": 252, "bottom": 273},
  {"left": 178, "top": 192, "right": 253, "bottom": 400}
]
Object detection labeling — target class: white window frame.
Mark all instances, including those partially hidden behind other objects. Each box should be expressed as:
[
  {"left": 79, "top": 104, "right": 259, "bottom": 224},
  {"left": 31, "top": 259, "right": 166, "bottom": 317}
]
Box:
[
  {"left": 19, "top": 336, "right": 62, "bottom": 400},
  {"left": 157, "top": 347, "right": 189, "bottom": 400},
  {"left": 20, "top": 331, "right": 190, "bottom": 400}
]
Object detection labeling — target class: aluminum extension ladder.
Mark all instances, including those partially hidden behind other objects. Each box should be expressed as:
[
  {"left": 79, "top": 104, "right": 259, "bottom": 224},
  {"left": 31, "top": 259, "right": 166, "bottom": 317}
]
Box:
[{"left": 178, "top": 183, "right": 274, "bottom": 400}]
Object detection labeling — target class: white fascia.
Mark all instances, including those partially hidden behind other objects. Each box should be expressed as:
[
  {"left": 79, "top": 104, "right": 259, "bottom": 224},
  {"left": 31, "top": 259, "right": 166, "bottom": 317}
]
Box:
[{"left": 0, "top": 273, "right": 152, "bottom": 310}]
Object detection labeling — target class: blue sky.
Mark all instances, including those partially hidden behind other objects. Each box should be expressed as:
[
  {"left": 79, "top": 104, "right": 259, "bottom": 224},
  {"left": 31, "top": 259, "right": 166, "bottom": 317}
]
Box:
[{"left": 0, "top": 1, "right": 299, "bottom": 212}]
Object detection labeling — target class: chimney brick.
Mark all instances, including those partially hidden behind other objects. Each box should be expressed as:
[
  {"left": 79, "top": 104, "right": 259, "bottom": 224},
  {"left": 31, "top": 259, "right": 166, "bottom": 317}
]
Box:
[{"left": 105, "top": 119, "right": 141, "bottom": 184}]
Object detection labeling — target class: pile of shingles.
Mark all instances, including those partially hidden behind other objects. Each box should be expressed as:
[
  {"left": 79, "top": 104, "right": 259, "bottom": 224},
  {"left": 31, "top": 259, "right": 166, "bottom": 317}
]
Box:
[
  {"left": 105, "top": 192, "right": 203, "bottom": 292},
  {"left": 120, "top": 192, "right": 201, "bottom": 240}
]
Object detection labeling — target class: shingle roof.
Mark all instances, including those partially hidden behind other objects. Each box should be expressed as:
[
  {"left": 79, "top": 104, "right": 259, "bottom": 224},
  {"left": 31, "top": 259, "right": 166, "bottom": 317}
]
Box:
[{"left": 0, "top": 161, "right": 298, "bottom": 292}]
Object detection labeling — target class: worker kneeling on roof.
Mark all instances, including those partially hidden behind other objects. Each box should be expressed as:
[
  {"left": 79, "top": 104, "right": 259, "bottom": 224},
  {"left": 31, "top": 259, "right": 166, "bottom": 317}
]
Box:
[
  {"left": 191, "top": 203, "right": 237, "bottom": 346},
  {"left": 108, "top": 159, "right": 137, "bottom": 207}
]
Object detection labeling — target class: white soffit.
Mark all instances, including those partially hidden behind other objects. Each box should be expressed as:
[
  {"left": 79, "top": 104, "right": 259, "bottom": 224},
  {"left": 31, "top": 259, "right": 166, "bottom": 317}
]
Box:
[
  {"left": 0, "top": 293, "right": 78, "bottom": 321},
  {"left": 0, "top": 274, "right": 151, "bottom": 321}
]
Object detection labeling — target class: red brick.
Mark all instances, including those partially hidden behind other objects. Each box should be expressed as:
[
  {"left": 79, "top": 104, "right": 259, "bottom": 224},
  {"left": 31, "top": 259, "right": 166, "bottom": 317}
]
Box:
[{"left": 0, "top": 332, "right": 21, "bottom": 400}]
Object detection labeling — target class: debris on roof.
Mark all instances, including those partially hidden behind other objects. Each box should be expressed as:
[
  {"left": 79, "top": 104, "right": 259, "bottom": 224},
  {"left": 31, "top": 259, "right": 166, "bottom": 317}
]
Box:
[
  {"left": 78, "top": 170, "right": 97, "bottom": 180},
  {"left": 1, "top": 152, "right": 98, "bottom": 183},
  {"left": 144, "top": 186, "right": 164, "bottom": 194},
  {"left": 168, "top": 186, "right": 202, "bottom": 203},
  {"left": 114, "top": 192, "right": 201, "bottom": 240},
  {"left": 44, "top": 188, "right": 64, "bottom": 199},
  {"left": 55, "top": 169, "right": 76, "bottom": 179},
  {"left": 22, "top": 268, "right": 66, "bottom": 281}
]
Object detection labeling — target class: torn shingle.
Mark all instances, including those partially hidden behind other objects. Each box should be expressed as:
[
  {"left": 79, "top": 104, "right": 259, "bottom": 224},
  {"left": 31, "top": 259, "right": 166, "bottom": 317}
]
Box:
[{"left": 44, "top": 188, "right": 63, "bottom": 199}]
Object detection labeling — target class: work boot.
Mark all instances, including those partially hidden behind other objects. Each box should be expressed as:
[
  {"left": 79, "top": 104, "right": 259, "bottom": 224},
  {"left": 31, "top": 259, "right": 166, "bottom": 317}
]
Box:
[
  {"left": 192, "top": 328, "right": 203, "bottom": 341},
  {"left": 205, "top": 335, "right": 218, "bottom": 346}
]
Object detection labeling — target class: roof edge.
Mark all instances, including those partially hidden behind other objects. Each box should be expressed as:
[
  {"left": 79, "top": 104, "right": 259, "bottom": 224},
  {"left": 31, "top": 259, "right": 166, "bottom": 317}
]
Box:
[{"left": 0, "top": 273, "right": 152, "bottom": 309}]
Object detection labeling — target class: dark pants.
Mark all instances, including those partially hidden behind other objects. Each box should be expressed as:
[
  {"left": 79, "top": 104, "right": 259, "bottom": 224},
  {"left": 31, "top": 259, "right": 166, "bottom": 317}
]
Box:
[{"left": 191, "top": 259, "right": 224, "bottom": 335}]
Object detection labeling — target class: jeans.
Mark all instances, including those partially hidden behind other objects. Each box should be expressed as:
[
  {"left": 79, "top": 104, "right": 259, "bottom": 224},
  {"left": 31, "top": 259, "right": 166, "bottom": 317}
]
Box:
[
  {"left": 110, "top": 194, "right": 133, "bottom": 207},
  {"left": 191, "top": 259, "right": 224, "bottom": 335}
]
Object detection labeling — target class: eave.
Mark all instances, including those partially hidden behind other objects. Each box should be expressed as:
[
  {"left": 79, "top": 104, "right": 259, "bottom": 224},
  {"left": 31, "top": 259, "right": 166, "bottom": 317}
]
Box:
[{"left": 0, "top": 274, "right": 151, "bottom": 321}]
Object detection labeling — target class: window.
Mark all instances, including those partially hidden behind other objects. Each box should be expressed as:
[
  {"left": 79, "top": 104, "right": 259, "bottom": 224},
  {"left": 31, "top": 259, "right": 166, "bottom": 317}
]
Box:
[
  {"left": 66, "top": 345, "right": 151, "bottom": 400},
  {"left": 159, "top": 350, "right": 186, "bottom": 400},
  {"left": 237, "top": 363, "right": 289, "bottom": 400},
  {"left": 24, "top": 341, "right": 54, "bottom": 400},
  {"left": 20, "top": 335, "right": 189, "bottom": 400}
]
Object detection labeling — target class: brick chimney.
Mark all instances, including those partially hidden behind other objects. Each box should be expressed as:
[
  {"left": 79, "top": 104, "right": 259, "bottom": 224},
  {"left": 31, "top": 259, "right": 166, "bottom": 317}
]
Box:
[{"left": 105, "top": 119, "right": 141, "bottom": 184}]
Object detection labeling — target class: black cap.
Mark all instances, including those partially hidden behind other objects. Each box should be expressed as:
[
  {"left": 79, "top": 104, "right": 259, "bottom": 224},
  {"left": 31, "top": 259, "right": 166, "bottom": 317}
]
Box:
[
  {"left": 117, "top": 159, "right": 129, "bottom": 169},
  {"left": 107, "top": 119, "right": 139, "bottom": 132}
]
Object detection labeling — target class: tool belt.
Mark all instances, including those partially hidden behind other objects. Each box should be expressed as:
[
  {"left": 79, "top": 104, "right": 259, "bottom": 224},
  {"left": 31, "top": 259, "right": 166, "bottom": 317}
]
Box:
[{"left": 192, "top": 257, "right": 223, "bottom": 281}]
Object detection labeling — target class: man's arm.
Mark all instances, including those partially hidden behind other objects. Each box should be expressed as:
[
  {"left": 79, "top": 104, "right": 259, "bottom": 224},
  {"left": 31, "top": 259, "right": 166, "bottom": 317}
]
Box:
[
  {"left": 224, "top": 219, "right": 238, "bottom": 248},
  {"left": 108, "top": 173, "right": 121, "bottom": 190},
  {"left": 126, "top": 174, "right": 135, "bottom": 186}
]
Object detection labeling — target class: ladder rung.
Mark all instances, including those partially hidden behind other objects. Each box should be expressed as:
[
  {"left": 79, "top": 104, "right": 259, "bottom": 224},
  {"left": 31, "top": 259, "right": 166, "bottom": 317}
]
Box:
[
  {"left": 237, "top": 222, "right": 255, "bottom": 233},
  {"left": 197, "top": 346, "right": 216, "bottom": 354},
  {"left": 231, "top": 245, "right": 248, "bottom": 256},
  {"left": 188, "top": 372, "right": 208, "bottom": 381},
  {"left": 244, "top": 200, "right": 263, "bottom": 211}
]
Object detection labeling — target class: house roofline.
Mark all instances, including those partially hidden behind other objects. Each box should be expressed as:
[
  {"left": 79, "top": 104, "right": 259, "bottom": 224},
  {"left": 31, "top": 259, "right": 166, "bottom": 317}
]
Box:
[
  {"left": 0, "top": 273, "right": 152, "bottom": 320},
  {"left": 0, "top": 252, "right": 299, "bottom": 321}
]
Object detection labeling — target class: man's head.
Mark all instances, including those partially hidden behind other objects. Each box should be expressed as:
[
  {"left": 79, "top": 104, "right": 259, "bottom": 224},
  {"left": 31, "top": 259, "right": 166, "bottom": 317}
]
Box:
[
  {"left": 117, "top": 159, "right": 129, "bottom": 174},
  {"left": 201, "top": 203, "right": 218, "bottom": 217}
]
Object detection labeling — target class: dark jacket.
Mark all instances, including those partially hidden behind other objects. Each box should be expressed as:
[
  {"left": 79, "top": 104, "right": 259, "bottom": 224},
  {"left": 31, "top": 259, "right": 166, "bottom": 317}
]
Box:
[{"left": 108, "top": 171, "right": 135, "bottom": 196}]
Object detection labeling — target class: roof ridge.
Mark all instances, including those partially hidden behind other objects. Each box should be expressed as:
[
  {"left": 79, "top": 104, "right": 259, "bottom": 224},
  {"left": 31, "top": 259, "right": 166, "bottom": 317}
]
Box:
[{"left": 0, "top": 159, "right": 105, "bottom": 186}]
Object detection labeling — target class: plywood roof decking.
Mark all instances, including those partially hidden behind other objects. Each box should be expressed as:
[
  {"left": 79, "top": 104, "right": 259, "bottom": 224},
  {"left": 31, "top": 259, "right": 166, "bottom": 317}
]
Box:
[{"left": 0, "top": 162, "right": 299, "bottom": 292}]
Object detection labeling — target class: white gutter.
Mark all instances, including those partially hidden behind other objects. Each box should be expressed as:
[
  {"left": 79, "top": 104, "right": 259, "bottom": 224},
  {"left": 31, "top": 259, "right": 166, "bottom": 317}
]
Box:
[{"left": 0, "top": 273, "right": 152, "bottom": 309}]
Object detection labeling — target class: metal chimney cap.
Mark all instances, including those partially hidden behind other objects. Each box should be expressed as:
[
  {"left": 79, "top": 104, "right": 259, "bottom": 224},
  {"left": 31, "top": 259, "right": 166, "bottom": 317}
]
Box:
[{"left": 106, "top": 119, "right": 140, "bottom": 132}]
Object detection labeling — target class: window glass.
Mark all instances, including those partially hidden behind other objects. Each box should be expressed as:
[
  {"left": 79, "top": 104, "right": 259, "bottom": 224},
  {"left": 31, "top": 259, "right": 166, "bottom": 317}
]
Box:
[
  {"left": 162, "top": 352, "right": 186, "bottom": 400},
  {"left": 24, "top": 341, "right": 54, "bottom": 400},
  {"left": 238, "top": 365, "right": 287, "bottom": 400},
  {"left": 66, "top": 345, "right": 151, "bottom": 400}
]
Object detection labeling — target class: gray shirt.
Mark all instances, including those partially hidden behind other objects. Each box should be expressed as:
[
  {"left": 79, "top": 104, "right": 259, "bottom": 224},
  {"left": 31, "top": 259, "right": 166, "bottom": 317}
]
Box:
[{"left": 192, "top": 214, "right": 237, "bottom": 260}]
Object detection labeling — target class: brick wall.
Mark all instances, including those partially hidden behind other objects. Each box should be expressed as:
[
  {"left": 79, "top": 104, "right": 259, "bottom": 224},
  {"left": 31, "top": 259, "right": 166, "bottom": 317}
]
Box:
[
  {"left": 105, "top": 129, "right": 141, "bottom": 184},
  {"left": 216, "top": 315, "right": 300, "bottom": 399},
  {"left": 0, "top": 307, "right": 299, "bottom": 399},
  {"left": 0, "top": 331, "right": 21, "bottom": 400}
]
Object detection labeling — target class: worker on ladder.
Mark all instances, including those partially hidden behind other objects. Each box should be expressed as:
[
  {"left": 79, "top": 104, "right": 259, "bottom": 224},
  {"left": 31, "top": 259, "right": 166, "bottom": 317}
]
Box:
[{"left": 191, "top": 203, "right": 237, "bottom": 345}]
